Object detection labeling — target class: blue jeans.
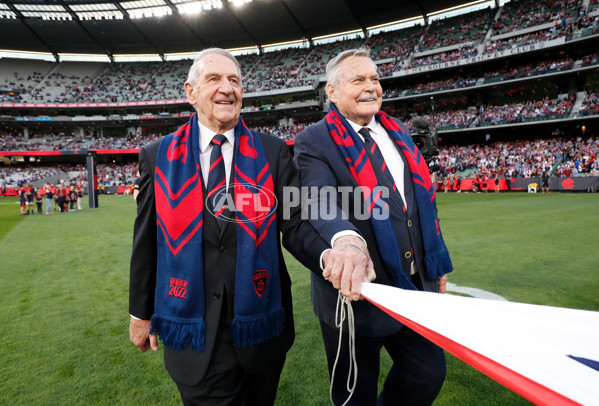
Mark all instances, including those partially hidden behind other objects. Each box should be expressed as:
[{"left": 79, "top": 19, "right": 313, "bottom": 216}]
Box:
[{"left": 45, "top": 198, "right": 52, "bottom": 213}]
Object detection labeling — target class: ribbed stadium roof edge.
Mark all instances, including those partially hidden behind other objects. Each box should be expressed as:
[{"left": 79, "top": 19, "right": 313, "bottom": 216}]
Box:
[{"left": 0, "top": 0, "right": 499, "bottom": 58}]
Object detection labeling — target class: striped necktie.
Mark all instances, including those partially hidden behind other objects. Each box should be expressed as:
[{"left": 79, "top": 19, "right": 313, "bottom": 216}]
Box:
[
  {"left": 206, "top": 134, "right": 228, "bottom": 223},
  {"left": 359, "top": 127, "right": 399, "bottom": 197}
]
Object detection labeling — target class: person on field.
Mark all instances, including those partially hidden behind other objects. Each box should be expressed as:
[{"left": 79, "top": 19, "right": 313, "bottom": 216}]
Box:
[
  {"left": 128, "top": 48, "right": 365, "bottom": 406},
  {"left": 541, "top": 171, "right": 550, "bottom": 193},
  {"left": 44, "top": 184, "right": 53, "bottom": 214},
  {"left": 294, "top": 48, "right": 453, "bottom": 406}
]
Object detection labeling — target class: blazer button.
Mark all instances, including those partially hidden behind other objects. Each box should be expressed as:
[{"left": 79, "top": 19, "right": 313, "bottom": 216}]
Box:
[
  {"left": 213, "top": 292, "right": 221, "bottom": 300},
  {"left": 407, "top": 220, "right": 413, "bottom": 227},
  {"left": 404, "top": 251, "right": 412, "bottom": 259},
  {"left": 219, "top": 247, "right": 228, "bottom": 254}
]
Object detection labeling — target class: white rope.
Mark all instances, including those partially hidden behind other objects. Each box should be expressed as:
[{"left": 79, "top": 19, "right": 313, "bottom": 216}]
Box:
[{"left": 329, "top": 291, "right": 358, "bottom": 406}]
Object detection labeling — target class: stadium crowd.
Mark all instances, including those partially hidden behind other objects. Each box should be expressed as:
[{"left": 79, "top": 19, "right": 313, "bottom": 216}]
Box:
[
  {"left": 2, "top": 136, "right": 597, "bottom": 196},
  {"left": 483, "top": 26, "right": 573, "bottom": 55},
  {"left": 492, "top": 0, "right": 583, "bottom": 35},
  {"left": 476, "top": 96, "right": 574, "bottom": 125},
  {"left": 0, "top": 92, "right": 582, "bottom": 153},
  {"left": 417, "top": 8, "right": 493, "bottom": 51},
  {"left": 0, "top": 0, "right": 592, "bottom": 103},
  {"left": 0, "top": 91, "right": 585, "bottom": 154},
  {"left": 433, "top": 135, "right": 599, "bottom": 180},
  {"left": 15, "top": 24, "right": 586, "bottom": 107},
  {"left": 579, "top": 90, "right": 599, "bottom": 116}
]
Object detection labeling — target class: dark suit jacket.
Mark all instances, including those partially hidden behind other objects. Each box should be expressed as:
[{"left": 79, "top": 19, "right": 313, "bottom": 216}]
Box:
[
  {"left": 294, "top": 118, "right": 440, "bottom": 338},
  {"left": 130, "top": 128, "right": 329, "bottom": 386}
]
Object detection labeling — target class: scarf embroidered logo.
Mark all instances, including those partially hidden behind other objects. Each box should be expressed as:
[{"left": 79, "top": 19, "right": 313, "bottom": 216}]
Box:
[
  {"left": 253, "top": 270, "right": 269, "bottom": 296},
  {"left": 168, "top": 278, "right": 188, "bottom": 300}
]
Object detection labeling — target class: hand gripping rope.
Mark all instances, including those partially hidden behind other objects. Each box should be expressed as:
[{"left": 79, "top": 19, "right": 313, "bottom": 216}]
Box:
[{"left": 329, "top": 291, "right": 358, "bottom": 406}]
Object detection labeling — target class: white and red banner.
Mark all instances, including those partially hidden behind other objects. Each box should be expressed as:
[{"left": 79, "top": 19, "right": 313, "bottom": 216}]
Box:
[{"left": 361, "top": 283, "right": 599, "bottom": 405}]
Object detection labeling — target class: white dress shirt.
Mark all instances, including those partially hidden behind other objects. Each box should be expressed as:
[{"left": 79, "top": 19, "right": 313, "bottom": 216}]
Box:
[
  {"left": 328, "top": 116, "right": 408, "bottom": 254},
  {"left": 346, "top": 117, "right": 407, "bottom": 209},
  {"left": 198, "top": 122, "right": 236, "bottom": 187}
]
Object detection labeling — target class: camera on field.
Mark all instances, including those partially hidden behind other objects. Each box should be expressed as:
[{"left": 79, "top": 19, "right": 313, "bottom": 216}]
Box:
[{"left": 410, "top": 117, "right": 439, "bottom": 162}]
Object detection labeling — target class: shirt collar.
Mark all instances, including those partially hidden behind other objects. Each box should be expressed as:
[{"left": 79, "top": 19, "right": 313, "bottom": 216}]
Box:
[
  {"left": 346, "top": 116, "right": 379, "bottom": 136},
  {"left": 198, "top": 119, "right": 236, "bottom": 154}
]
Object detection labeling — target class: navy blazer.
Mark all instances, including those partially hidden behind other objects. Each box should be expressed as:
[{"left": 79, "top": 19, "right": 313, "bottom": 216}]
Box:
[
  {"left": 294, "top": 118, "right": 439, "bottom": 338},
  {"left": 130, "top": 129, "right": 329, "bottom": 385}
]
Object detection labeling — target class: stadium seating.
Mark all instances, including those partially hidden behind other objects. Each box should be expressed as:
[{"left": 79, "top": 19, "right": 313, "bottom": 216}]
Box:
[{"left": 1, "top": 0, "right": 599, "bottom": 190}]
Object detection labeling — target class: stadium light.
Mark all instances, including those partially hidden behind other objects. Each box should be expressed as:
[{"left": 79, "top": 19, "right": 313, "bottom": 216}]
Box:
[
  {"left": 70, "top": 3, "right": 124, "bottom": 21},
  {"left": 230, "top": 0, "right": 250, "bottom": 7},
  {"left": 226, "top": 45, "right": 259, "bottom": 56},
  {"left": 0, "top": 4, "right": 17, "bottom": 19},
  {"left": 164, "top": 52, "right": 198, "bottom": 61},
  {"left": 114, "top": 53, "right": 163, "bottom": 62},
  {"left": 0, "top": 49, "right": 55, "bottom": 62},
  {"left": 367, "top": 16, "right": 424, "bottom": 35},
  {"left": 427, "top": 0, "right": 492, "bottom": 18},
  {"left": 58, "top": 53, "right": 112, "bottom": 63},
  {"left": 177, "top": 1, "right": 201, "bottom": 15},
  {"left": 313, "top": 28, "right": 364, "bottom": 45}
]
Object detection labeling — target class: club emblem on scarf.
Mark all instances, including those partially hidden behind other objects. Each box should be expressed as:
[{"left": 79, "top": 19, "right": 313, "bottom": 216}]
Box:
[{"left": 253, "top": 270, "right": 269, "bottom": 297}]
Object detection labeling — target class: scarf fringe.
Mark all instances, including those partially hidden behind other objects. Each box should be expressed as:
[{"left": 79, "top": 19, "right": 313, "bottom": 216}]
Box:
[
  {"left": 424, "top": 249, "right": 453, "bottom": 280},
  {"left": 150, "top": 314, "right": 206, "bottom": 351},
  {"left": 232, "top": 307, "right": 285, "bottom": 348}
]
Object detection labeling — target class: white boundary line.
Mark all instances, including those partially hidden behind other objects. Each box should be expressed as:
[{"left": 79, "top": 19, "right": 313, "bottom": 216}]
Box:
[{"left": 446, "top": 282, "right": 508, "bottom": 301}]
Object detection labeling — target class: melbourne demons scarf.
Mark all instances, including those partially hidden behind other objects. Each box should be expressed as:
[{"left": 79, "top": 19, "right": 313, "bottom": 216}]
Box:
[
  {"left": 152, "top": 114, "right": 283, "bottom": 351},
  {"left": 325, "top": 103, "right": 452, "bottom": 290}
]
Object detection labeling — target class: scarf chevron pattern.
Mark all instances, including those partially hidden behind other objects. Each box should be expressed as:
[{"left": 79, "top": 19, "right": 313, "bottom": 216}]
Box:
[
  {"left": 325, "top": 103, "right": 452, "bottom": 290},
  {"left": 152, "top": 114, "right": 283, "bottom": 351}
]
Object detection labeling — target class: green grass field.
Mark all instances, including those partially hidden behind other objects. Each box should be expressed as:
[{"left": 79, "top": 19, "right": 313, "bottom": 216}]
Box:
[{"left": 0, "top": 192, "right": 597, "bottom": 405}]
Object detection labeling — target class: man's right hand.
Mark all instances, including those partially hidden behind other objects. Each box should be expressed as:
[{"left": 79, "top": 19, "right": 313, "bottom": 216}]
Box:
[
  {"left": 323, "top": 235, "right": 375, "bottom": 301},
  {"left": 129, "top": 318, "right": 159, "bottom": 352}
]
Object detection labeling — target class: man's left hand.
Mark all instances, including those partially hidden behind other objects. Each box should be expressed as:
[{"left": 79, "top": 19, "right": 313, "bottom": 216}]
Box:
[
  {"left": 129, "top": 318, "right": 159, "bottom": 352},
  {"left": 438, "top": 274, "right": 448, "bottom": 294}
]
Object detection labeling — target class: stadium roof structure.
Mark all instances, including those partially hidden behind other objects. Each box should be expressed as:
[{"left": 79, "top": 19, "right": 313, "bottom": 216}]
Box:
[{"left": 0, "top": 0, "right": 488, "bottom": 58}]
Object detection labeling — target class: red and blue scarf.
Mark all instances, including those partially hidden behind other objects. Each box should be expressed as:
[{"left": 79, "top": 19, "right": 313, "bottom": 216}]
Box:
[
  {"left": 326, "top": 103, "right": 452, "bottom": 290},
  {"left": 151, "top": 114, "right": 283, "bottom": 351}
]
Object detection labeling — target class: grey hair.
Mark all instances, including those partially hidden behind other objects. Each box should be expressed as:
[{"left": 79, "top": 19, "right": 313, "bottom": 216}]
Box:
[
  {"left": 326, "top": 48, "right": 375, "bottom": 87},
  {"left": 186, "top": 48, "right": 242, "bottom": 85}
]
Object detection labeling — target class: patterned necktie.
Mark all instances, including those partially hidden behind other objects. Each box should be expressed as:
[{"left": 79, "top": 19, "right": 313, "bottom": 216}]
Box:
[
  {"left": 206, "top": 134, "right": 228, "bottom": 223},
  {"left": 359, "top": 127, "right": 399, "bottom": 197}
]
